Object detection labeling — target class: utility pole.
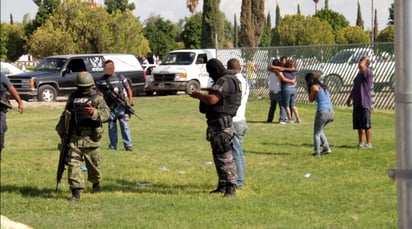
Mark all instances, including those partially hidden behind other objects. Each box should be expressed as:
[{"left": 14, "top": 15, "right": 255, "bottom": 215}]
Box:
[{"left": 393, "top": 0, "right": 412, "bottom": 228}]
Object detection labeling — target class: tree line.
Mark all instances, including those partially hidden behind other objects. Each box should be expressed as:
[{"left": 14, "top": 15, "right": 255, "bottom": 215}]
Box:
[{"left": 0, "top": 0, "right": 394, "bottom": 62}]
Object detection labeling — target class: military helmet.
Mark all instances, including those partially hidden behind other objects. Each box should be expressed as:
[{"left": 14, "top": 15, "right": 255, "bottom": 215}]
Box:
[{"left": 76, "top": 71, "right": 94, "bottom": 87}]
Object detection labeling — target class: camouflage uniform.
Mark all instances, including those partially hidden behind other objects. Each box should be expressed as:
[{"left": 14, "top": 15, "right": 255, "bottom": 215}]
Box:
[
  {"left": 56, "top": 72, "right": 110, "bottom": 199},
  {"left": 199, "top": 59, "right": 242, "bottom": 196}
]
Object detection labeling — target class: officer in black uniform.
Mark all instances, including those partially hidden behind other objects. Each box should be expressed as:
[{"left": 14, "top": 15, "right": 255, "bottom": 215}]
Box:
[{"left": 190, "top": 58, "right": 242, "bottom": 197}]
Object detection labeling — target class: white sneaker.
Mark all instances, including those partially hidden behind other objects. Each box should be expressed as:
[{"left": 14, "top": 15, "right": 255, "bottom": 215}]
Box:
[
  {"left": 287, "top": 120, "right": 294, "bottom": 124},
  {"left": 296, "top": 119, "right": 302, "bottom": 124}
]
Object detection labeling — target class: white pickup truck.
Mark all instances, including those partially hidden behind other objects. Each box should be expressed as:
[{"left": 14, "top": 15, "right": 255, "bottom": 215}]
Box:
[
  {"left": 150, "top": 49, "right": 216, "bottom": 95},
  {"left": 297, "top": 48, "right": 395, "bottom": 93}
]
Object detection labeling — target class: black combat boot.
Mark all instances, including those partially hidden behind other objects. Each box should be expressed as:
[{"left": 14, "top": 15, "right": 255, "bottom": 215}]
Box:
[
  {"left": 69, "top": 188, "right": 80, "bottom": 202},
  {"left": 210, "top": 183, "right": 225, "bottom": 194},
  {"left": 92, "top": 182, "right": 101, "bottom": 193},
  {"left": 223, "top": 184, "right": 236, "bottom": 198}
]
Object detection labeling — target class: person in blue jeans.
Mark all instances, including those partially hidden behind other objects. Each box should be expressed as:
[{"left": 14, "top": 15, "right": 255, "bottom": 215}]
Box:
[
  {"left": 266, "top": 59, "right": 295, "bottom": 124},
  {"left": 227, "top": 58, "right": 249, "bottom": 189},
  {"left": 305, "top": 72, "right": 334, "bottom": 157},
  {"left": 96, "top": 60, "right": 134, "bottom": 151},
  {"left": 282, "top": 60, "right": 301, "bottom": 123}
]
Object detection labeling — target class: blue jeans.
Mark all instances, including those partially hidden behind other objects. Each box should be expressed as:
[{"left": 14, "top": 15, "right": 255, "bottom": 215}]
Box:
[
  {"left": 282, "top": 86, "right": 297, "bottom": 108},
  {"left": 232, "top": 120, "right": 248, "bottom": 188},
  {"left": 314, "top": 109, "right": 334, "bottom": 154},
  {"left": 108, "top": 105, "right": 133, "bottom": 149},
  {"left": 267, "top": 91, "right": 287, "bottom": 122}
]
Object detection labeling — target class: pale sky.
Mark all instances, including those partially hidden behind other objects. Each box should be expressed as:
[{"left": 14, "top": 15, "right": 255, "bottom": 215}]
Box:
[{"left": 0, "top": 0, "right": 393, "bottom": 31}]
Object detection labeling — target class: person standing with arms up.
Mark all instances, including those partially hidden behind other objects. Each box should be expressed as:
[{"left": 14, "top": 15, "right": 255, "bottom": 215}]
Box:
[
  {"left": 227, "top": 58, "right": 249, "bottom": 189},
  {"left": 305, "top": 73, "right": 334, "bottom": 157},
  {"left": 190, "top": 58, "right": 242, "bottom": 197},
  {"left": 96, "top": 60, "right": 135, "bottom": 151},
  {"left": 346, "top": 56, "right": 374, "bottom": 148},
  {"left": 56, "top": 72, "right": 110, "bottom": 201},
  {"left": 0, "top": 72, "right": 24, "bottom": 161}
]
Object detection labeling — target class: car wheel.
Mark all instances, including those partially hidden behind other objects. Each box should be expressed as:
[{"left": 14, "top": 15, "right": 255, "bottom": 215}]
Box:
[
  {"left": 185, "top": 80, "right": 200, "bottom": 94},
  {"left": 324, "top": 75, "right": 342, "bottom": 94},
  {"left": 37, "top": 85, "right": 57, "bottom": 102},
  {"left": 145, "top": 90, "right": 154, "bottom": 96}
]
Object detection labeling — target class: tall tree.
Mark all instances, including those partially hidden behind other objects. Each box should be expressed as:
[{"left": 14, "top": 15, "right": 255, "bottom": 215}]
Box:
[
  {"left": 0, "top": 24, "right": 9, "bottom": 60},
  {"left": 336, "top": 26, "right": 370, "bottom": 44},
  {"left": 233, "top": 14, "right": 239, "bottom": 47},
  {"left": 315, "top": 8, "right": 350, "bottom": 42},
  {"left": 297, "top": 4, "right": 301, "bottom": 15},
  {"left": 186, "top": 0, "right": 199, "bottom": 15},
  {"left": 272, "top": 14, "right": 334, "bottom": 46},
  {"left": 313, "top": 0, "right": 319, "bottom": 13},
  {"left": 239, "top": 0, "right": 265, "bottom": 47},
  {"left": 377, "top": 25, "right": 394, "bottom": 42},
  {"left": 356, "top": 0, "right": 364, "bottom": 29},
  {"left": 181, "top": 13, "right": 202, "bottom": 49},
  {"left": 374, "top": 9, "right": 379, "bottom": 42},
  {"left": 143, "top": 16, "right": 178, "bottom": 56},
  {"left": 388, "top": 3, "right": 394, "bottom": 25},
  {"left": 201, "top": 0, "right": 222, "bottom": 48},
  {"left": 275, "top": 3, "right": 280, "bottom": 27},
  {"left": 104, "top": 0, "right": 135, "bottom": 14},
  {"left": 3, "top": 23, "right": 26, "bottom": 61},
  {"left": 25, "top": 0, "right": 61, "bottom": 36},
  {"left": 260, "top": 11, "right": 272, "bottom": 47},
  {"left": 325, "top": 0, "right": 329, "bottom": 9},
  {"left": 28, "top": 1, "right": 149, "bottom": 59}
]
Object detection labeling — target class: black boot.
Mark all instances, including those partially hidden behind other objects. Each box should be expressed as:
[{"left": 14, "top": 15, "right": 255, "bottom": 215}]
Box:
[
  {"left": 69, "top": 188, "right": 80, "bottom": 202},
  {"left": 92, "top": 182, "right": 101, "bottom": 193},
  {"left": 223, "top": 184, "right": 236, "bottom": 198},
  {"left": 210, "top": 183, "right": 225, "bottom": 194}
]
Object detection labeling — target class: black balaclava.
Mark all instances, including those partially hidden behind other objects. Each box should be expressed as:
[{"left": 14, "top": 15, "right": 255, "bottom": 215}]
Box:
[{"left": 206, "top": 58, "right": 227, "bottom": 82}]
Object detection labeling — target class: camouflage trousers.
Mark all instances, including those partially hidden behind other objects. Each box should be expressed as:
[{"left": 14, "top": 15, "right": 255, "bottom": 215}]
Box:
[
  {"left": 67, "top": 143, "right": 101, "bottom": 190},
  {"left": 207, "top": 126, "right": 237, "bottom": 186}
]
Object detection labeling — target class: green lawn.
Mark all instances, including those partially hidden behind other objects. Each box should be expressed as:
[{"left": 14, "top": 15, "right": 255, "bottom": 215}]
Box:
[{"left": 0, "top": 95, "right": 397, "bottom": 228}]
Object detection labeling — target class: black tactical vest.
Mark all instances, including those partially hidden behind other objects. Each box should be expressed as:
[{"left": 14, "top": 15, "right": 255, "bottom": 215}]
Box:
[
  {"left": 205, "top": 73, "right": 242, "bottom": 119},
  {"left": 70, "top": 91, "right": 98, "bottom": 127}
]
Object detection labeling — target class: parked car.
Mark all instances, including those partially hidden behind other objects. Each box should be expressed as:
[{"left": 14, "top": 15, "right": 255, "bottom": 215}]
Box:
[
  {"left": 297, "top": 48, "right": 395, "bottom": 93},
  {"left": 142, "top": 64, "right": 158, "bottom": 96},
  {"left": 7, "top": 54, "right": 145, "bottom": 102},
  {"left": 1, "top": 62, "right": 24, "bottom": 76}
]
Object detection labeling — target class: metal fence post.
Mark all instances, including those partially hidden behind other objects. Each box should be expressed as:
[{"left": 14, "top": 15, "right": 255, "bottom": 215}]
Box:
[{"left": 394, "top": 0, "right": 412, "bottom": 228}]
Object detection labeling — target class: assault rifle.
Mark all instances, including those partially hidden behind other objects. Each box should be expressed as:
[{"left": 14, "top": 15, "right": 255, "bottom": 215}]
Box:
[
  {"left": 0, "top": 99, "right": 21, "bottom": 113},
  {"left": 56, "top": 110, "right": 71, "bottom": 191},
  {"left": 107, "top": 91, "right": 142, "bottom": 120}
]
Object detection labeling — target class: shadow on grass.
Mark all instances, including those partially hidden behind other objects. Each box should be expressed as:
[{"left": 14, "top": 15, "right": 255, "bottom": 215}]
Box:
[
  {"left": 259, "top": 141, "right": 357, "bottom": 149},
  {"left": 1, "top": 185, "right": 56, "bottom": 198},
  {"left": 100, "top": 179, "right": 209, "bottom": 195}
]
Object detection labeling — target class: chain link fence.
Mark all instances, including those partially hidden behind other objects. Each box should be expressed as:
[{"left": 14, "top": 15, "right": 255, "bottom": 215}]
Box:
[{"left": 217, "top": 43, "right": 395, "bottom": 110}]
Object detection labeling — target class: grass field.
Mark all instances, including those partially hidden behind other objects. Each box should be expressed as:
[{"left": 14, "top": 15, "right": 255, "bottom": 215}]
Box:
[{"left": 0, "top": 95, "right": 397, "bottom": 228}]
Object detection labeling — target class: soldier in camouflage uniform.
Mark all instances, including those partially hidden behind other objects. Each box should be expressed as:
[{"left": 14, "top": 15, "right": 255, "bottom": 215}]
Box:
[
  {"left": 190, "top": 58, "right": 242, "bottom": 197},
  {"left": 56, "top": 72, "right": 110, "bottom": 201}
]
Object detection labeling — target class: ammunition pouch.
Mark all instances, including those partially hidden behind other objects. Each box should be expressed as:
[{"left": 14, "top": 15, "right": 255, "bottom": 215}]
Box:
[{"left": 207, "top": 116, "right": 233, "bottom": 132}]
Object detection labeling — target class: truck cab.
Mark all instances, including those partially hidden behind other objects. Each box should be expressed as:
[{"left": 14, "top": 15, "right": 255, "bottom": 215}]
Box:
[
  {"left": 7, "top": 54, "right": 145, "bottom": 102},
  {"left": 150, "top": 49, "right": 216, "bottom": 95}
]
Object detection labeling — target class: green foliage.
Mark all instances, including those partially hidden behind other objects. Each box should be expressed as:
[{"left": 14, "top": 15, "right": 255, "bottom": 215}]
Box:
[
  {"left": 0, "top": 24, "right": 8, "bottom": 60},
  {"left": 336, "top": 26, "right": 370, "bottom": 44},
  {"left": 143, "top": 16, "right": 178, "bottom": 56},
  {"left": 27, "top": 1, "right": 148, "bottom": 59},
  {"left": 315, "top": 8, "right": 349, "bottom": 42},
  {"left": 356, "top": 0, "right": 364, "bottom": 29},
  {"left": 272, "top": 15, "right": 335, "bottom": 46},
  {"left": 388, "top": 3, "right": 394, "bottom": 25},
  {"left": 104, "top": 0, "right": 135, "bottom": 14},
  {"left": 239, "top": 0, "right": 265, "bottom": 47},
  {"left": 222, "top": 14, "right": 234, "bottom": 48},
  {"left": 25, "top": 0, "right": 61, "bottom": 36},
  {"left": 0, "top": 96, "right": 397, "bottom": 228},
  {"left": 181, "top": 13, "right": 202, "bottom": 49},
  {"left": 201, "top": 0, "right": 223, "bottom": 48},
  {"left": 377, "top": 25, "right": 394, "bottom": 42},
  {"left": 2, "top": 23, "right": 26, "bottom": 62},
  {"left": 259, "top": 26, "right": 272, "bottom": 47},
  {"left": 233, "top": 14, "right": 239, "bottom": 48}
]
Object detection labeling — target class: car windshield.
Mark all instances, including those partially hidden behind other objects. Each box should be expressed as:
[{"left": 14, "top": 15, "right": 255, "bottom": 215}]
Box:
[
  {"left": 35, "top": 58, "right": 67, "bottom": 72},
  {"left": 327, "top": 51, "right": 353, "bottom": 63},
  {"left": 160, "top": 52, "right": 195, "bottom": 65}
]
